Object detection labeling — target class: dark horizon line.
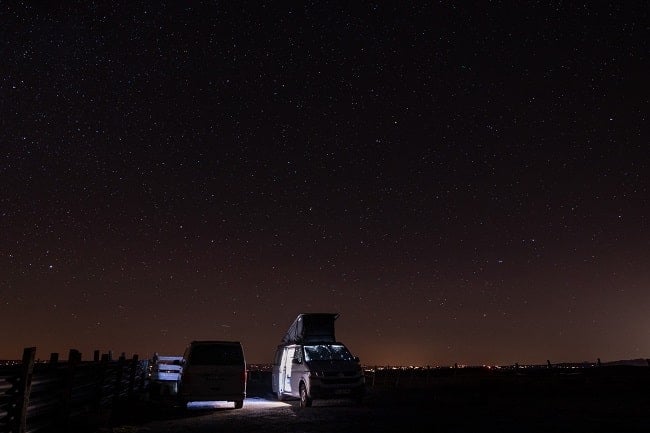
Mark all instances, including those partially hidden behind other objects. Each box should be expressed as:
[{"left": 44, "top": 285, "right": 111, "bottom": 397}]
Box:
[{"left": 2, "top": 358, "right": 649, "bottom": 369}]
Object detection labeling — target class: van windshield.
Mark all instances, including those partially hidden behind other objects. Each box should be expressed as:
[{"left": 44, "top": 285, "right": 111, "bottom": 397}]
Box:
[{"left": 303, "top": 344, "right": 354, "bottom": 362}]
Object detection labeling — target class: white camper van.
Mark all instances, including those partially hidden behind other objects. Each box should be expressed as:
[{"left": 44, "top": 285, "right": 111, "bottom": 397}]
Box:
[{"left": 272, "top": 313, "right": 365, "bottom": 407}]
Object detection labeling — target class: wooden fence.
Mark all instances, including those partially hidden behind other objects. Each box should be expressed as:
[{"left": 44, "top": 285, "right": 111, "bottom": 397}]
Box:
[{"left": 0, "top": 347, "right": 149, "bottom": 433}]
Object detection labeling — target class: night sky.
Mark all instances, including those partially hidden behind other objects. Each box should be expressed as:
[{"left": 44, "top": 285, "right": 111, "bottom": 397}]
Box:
[{"left": 2, "top": 2, "right": 648, "bottom": 366}]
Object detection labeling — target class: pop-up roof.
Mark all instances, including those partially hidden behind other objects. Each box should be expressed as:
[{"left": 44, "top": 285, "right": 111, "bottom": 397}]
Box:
[{"left": 281, "top": 313, "right": 339, "bottom": 344}]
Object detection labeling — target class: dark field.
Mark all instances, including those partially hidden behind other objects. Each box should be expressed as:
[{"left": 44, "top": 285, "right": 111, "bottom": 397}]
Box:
[{"left": 104, "top": 366, "right": 650, "bottom": 433}]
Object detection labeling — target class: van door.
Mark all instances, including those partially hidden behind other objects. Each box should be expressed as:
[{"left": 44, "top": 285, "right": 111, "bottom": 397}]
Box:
[{"left": 280, "top": 346, "right": 295, "bottom": 394}]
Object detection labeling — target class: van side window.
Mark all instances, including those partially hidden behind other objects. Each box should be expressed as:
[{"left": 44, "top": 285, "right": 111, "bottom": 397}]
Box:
[
  {"left": 189, "top": 344, "right": 244, "bottom": 365},
  {"left": 293, "top": 347, "right": 303, "bottom": 363}
]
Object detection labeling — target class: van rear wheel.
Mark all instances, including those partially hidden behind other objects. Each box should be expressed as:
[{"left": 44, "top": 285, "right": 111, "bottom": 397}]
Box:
[{"left": 299, "top": 383, "right": 312, "bottom": 408}]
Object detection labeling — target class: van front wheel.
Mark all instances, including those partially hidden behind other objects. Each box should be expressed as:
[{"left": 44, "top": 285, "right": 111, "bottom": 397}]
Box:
[{"left": 299, "top": 383, "right": 312, "bottom": 408}]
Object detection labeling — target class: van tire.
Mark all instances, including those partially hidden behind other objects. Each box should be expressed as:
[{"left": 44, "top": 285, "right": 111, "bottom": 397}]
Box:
[
  {"left": 299, "top": 383, "right": 312, "bottom": 408},
  {"left": 234, "top": 400, "right": 243, "bottom": 409}
]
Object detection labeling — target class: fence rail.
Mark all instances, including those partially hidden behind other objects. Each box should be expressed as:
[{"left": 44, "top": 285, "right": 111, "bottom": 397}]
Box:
[{"left": 0, "top": 347, "right": 149, "bottom": 433}]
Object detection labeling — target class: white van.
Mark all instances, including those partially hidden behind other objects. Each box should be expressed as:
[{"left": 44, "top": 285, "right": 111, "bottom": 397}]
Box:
[
  {"left": 177, "top": 340, "right": 247, "bottom": 409},
  {"left": 149, "top": 354, "right": 183, "bottom": 397},
  {"left": 272, "top": 314, "right": 365, "bottom": 407}
]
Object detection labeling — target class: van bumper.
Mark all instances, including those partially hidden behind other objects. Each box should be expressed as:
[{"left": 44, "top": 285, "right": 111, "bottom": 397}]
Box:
[
  {"left": 179, "top": 391, "right": 246, "bottom": 403},
  {"left": 309, "top": 382, "right": 365, "bottom": 399}
]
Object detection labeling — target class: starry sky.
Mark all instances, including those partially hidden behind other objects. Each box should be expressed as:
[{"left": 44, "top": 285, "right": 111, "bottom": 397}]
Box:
[{"left": 1, "top": 2, "right": 648, "bottom": 366}]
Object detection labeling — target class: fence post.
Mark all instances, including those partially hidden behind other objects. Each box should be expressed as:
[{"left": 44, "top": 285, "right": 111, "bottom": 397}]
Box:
[
  {"left": 112, "top": 355, "right": 126, "bottom": 407},
  {"left": 12, "top": 347, "right": 36, "bottom": 433},
  {"left": 128, "top": 355, "right": 139, "bottom": 400},
  {"left": 60, "top": 349, "right": 81, "bottom": 431},
  {"left": 92, "top": 354, "right": 110, "bottom": 424}
]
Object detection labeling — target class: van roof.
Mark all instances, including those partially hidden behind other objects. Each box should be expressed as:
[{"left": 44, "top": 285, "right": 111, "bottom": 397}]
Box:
[
  {"left": 188, "top": 340, "right": 242, "bottom": 345},
  {"left": 281, "top": 313, "right": 339, "bottom": 344}
]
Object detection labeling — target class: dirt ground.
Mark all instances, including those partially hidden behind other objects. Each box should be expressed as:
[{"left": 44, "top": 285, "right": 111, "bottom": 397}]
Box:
[{"left": 101, "top": 369, "right": 650, "bottom": 433}]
